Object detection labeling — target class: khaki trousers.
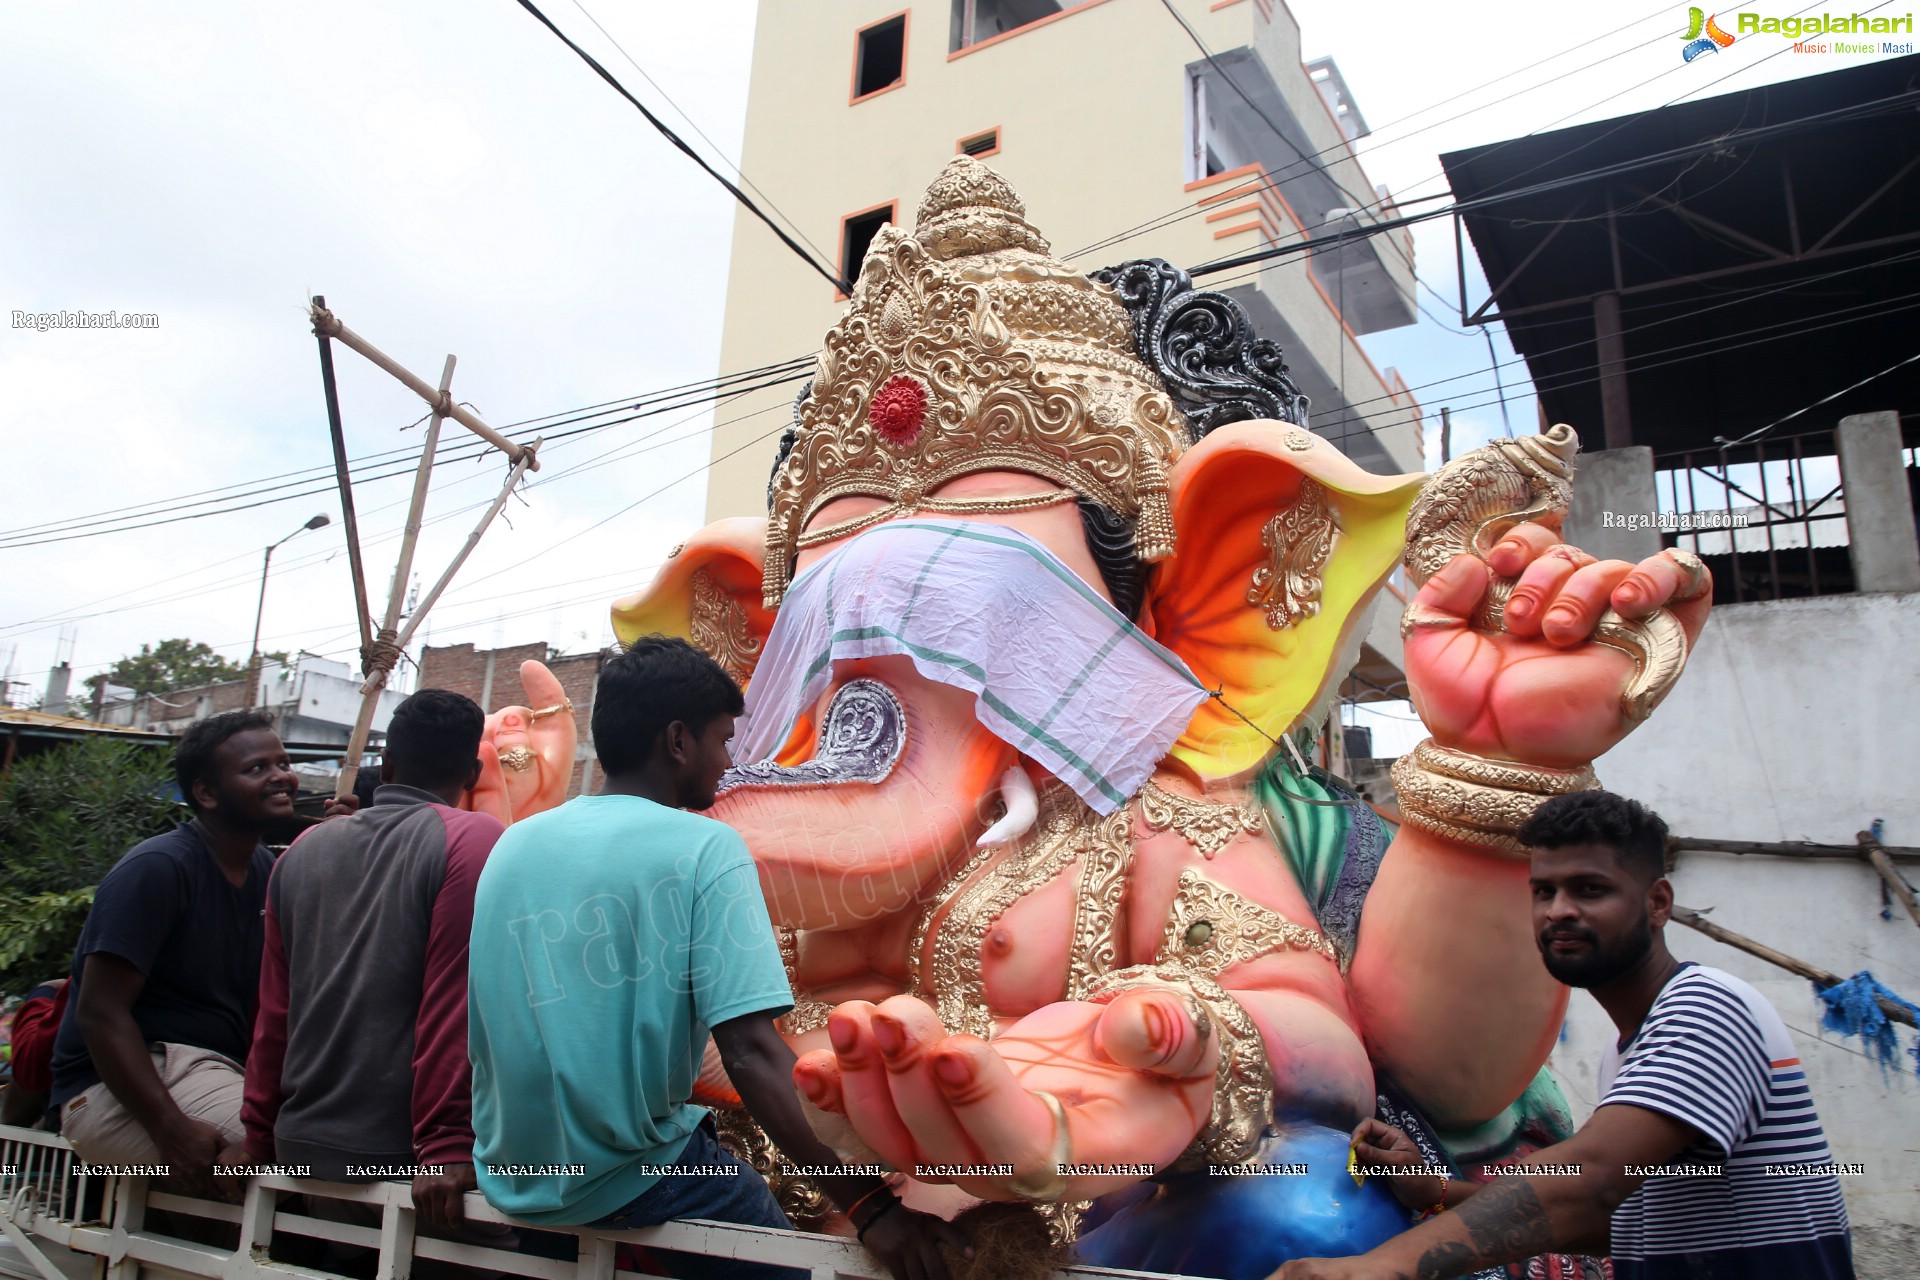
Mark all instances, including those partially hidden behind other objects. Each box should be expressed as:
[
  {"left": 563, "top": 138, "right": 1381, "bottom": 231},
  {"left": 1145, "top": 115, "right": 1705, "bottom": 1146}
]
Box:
[{"left": 61, "top": 1042, "right": 245, "bottom": 1167}]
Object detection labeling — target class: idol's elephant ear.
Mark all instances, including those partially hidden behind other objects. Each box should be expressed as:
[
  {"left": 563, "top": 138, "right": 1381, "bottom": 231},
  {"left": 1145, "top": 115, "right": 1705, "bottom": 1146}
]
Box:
[
  {"left": 1148, "top": 422, "right": 1425, "bottom": 783},
  {"left": 610, "top": 516, "right": 775, "bottom": 688}
]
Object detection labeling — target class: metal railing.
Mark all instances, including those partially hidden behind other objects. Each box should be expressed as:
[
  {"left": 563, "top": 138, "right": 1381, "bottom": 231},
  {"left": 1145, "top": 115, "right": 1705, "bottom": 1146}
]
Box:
[
  {"left": 1654, "top": 428, "right": 1851, "bottom": 604},
  {"left": 1, "top": 1125, "right": 1180, "bottom": 1280}
]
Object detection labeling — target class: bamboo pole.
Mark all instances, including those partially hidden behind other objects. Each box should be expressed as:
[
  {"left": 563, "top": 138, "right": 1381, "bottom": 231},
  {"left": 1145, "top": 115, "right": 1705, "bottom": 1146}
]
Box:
[
  {"left": 332, "top": 439, "right": 539, "bottom": 802},
  {"left": 308, "top": 301, "right": 537, "bottom": 470},
  {"left": 332, "top": 356, "right": 454, "bottom": 802},
  {"left": 393, "top": 443, "right": 540, "bottom": 653},
  {"left": 1671, "top": 836, "right": 1920, "bottom": 863},
  {"left": 1669, "top": 904, "right": 1916, "bottom": 1027},
  {"left": 313, "top": 296, "right": 375, "bottom": 659},
  {"left": 1859, "top": 830, "right": 1920, "bottom": 930}
]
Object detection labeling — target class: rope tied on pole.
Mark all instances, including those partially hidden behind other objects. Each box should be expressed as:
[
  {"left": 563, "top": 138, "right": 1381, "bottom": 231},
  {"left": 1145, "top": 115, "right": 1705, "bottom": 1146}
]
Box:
[{"left": 361, "top": 629, "right": 406, "bottom": 680}]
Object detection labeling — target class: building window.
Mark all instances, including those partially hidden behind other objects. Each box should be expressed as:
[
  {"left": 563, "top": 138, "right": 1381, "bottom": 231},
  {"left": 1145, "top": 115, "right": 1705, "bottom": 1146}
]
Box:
[
  {"left": 958, "top": 127, "right": 1001, "bottom": 158},
  {"left": 951, "top": 0, "right": 1065, "bottom": 53},
  {"left": 852, "top": 13, "right": 908, "bottom": 101},
  {"left": 839, "top": 202, "right": 897, "bottom": 296},
  {"left": 1186, "top": 69, "right": 1247, "bottom": 182}
]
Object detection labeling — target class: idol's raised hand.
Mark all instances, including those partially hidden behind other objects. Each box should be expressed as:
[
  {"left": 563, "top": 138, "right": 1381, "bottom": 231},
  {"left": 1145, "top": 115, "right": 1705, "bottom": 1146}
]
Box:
[{"left": 465, "top": 660, "right": 577, "bottom": 825}]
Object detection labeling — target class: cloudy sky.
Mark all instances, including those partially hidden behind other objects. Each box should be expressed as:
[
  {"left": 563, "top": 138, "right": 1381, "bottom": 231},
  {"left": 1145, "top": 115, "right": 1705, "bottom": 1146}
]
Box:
[{"left": 0, "top": 0, "right": 1847, "bottom": 741}]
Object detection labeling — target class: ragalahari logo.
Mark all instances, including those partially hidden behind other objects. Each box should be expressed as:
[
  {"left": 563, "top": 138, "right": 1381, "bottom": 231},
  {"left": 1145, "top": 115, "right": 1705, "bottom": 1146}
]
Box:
[{"left": 1682, "top": 7, "right": 1737, "bottom": 60}]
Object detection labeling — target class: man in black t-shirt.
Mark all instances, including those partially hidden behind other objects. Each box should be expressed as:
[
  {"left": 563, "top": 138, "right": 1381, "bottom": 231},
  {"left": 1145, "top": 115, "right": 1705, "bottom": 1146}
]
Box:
[{"left": 50, "top": 710, "right": 297, "bottom": 1196}]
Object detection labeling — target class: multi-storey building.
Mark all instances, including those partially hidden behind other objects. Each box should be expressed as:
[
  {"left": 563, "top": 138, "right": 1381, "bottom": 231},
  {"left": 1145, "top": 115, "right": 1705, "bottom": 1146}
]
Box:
[{"left": 706, "top": 0, "right": 1425, "bottom": 708}]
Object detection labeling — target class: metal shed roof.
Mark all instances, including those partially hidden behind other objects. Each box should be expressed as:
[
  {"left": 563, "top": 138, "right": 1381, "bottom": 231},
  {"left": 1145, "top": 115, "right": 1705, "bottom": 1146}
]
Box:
[{"left": 1440, "top": 54, "right": 1920, "bottom": 454}]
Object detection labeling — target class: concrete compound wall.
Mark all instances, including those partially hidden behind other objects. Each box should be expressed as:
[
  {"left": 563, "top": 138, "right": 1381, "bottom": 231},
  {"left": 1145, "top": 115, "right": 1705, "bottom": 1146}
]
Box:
[{"left": 1548, "top": 591, "right": 1920, "bottom": 1269}]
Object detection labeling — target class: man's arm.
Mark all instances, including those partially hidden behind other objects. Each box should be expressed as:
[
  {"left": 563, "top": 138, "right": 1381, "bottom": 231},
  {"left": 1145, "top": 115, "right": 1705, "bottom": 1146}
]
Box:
[
  {"left": 74, "top": 954, "right": 227, "bottom": 1196},
  {"left": 238, "top": 896, "right": 291, "bottom": 1163},
  {"left": 1274, "top": 1104, "right": 1699, "bottom": 1280},
  {"left": 712, "top": 1013, "right": 968, "bottom": 1280}
]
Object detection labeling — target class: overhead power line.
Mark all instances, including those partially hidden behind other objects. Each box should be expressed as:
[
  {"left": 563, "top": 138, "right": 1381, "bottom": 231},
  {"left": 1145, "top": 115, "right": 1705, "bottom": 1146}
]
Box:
[
  {"left": 563, "top": 0, "right": 837, "bottom": 268},
  {"left": 0, "top": 359, "right": 815, "bottom": 550},
  {"left": 511, "top": 0, "right": 849, "bottom": 292},
  {"left": 1071, "top": 0, "right": 1689, "bottom": 262}
]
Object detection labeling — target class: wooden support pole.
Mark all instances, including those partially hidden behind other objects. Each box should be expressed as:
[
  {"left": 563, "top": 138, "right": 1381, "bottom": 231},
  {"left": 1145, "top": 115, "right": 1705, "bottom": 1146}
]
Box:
[
  {"left": 1859, "top": 829, "right": 1920, "bottom": 930},
  {"left": 1669, "top": 904, "right": 1916, "bottom": 1028},
  {"left": 333, "top": 441, "right": 539, "bottom": 801},
  {"left": 333, "top": 356, "right": 455, "bottom": 803},
  {"left": 1671, "top": 836, "right": 1920, "bottom": 863},
  {"left": 313, "top": 296, "right": 376, "bottom": 660},
  {"left": 308, "top": 301, "right": 537, "bottom": 470},
  {"left": 382, "top": 355, "right": 453, "bottom": 640},
  {"left": 393, "top": 444, "right": 540, "bottom": 653}
]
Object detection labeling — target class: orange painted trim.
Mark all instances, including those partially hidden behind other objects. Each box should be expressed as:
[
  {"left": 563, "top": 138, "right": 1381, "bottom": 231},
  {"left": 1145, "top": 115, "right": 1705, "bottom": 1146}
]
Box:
[
  {"left": 1204, "top": 199, "right": 1263, "bottom": 223},
  {"left": 1186, "top": 164, "right": 1305, "bottom": 236},
  {"left": 956, "top": 126, "right": 1003, "bottom": 159},
  {"left": 1209, "top": 0, "right": 1250, "bottom": 9},
  {"left": 1184, "top": 161, "right": 1264, "bottom": 194},
  {"left": 948, "top": 0, "right": 1119, "bottom": 60},
  {"left": 1212, "top": 219, "right": 1266, "bottom": 240},
  {"left": 1196, "top": 179, "right": 1264, "bottom": 208},
  {"left": 835, "top": 199, "right": 899, "bottom": 301},
  {"left": 1188, "top": 162, "right": 1403, "bottom": 415},
  {"left": 849, "top": 8, "right": 911, "bottom": 106},
  {"left": 1255, "top": 0, "right": 1274, "bottom": 20}
]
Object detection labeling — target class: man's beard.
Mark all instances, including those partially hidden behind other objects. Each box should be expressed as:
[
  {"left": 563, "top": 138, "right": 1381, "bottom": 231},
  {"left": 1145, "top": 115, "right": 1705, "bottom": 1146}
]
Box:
[{"left": 1539, "top": 915, "right": 1653, "bottom": 987}]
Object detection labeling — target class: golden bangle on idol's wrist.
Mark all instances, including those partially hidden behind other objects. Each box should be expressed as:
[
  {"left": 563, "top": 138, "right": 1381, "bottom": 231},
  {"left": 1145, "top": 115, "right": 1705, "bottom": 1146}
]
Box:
[
  {"left": 1084, "top": 963, "right": 1273, "bottom": 1173},
  {"left": 1390, "top": 740, "right": 1599, "bottom": 856}
]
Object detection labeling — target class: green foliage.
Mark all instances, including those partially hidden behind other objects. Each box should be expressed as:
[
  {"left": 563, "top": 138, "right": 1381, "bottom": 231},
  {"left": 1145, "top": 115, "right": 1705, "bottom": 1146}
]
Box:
[
  {"left": 0, "top": 887, "right": 95, "bottom": 976},
  {"left": 0, "top": 738, "right": 178, "bottom": 995},
  {"left": 84, "top": 638, "right": 284, "bottom": 698}
]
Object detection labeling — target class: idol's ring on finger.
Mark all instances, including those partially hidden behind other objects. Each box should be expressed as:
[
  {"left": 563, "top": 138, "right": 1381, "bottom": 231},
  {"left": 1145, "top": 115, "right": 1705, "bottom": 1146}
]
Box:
[
  {"left": 1542, "top": 543, "right": 1596, "bottom": 569},
  {"left": 1006, "top": 1090, "right": 1071, "bottom": 1202},
  {"left": 527, "top": 698, "right": 574, "bottom": 722},
  {"left": 1182, "top": 993, "right": 1212, "bottom": 1046},
  {"left": 1663, "top": 548, "right": 1710, "bottom": 602},
  {"left": 498, "top": 745, "right": 538, "bottom": 773}
]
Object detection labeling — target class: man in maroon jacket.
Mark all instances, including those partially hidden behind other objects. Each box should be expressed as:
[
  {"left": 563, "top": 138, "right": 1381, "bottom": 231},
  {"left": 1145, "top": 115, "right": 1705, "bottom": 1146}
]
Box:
[
  {"left": 232, "top": 689, "right": 502, "bottom": 1234},
  {"left": 2, "top": 979, "right": 68, "bottom": 1127}
]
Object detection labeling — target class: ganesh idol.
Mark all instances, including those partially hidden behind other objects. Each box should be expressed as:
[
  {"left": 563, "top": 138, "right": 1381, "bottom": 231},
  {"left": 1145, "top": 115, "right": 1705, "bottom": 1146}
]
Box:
[{"left": 471, "top": 157, "right": 1711, "bottom": 1279}]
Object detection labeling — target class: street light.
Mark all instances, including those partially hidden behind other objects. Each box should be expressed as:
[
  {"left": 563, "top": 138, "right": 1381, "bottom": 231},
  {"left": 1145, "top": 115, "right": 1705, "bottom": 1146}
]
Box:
[{"left": 249, "top": 513, "right": 331, "bottom": 707}]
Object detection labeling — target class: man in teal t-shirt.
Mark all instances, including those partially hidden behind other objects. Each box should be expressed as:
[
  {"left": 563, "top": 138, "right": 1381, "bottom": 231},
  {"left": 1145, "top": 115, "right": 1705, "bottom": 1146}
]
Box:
[{"left": 468, "top": 637, "right": 962, "bottom": 1280}]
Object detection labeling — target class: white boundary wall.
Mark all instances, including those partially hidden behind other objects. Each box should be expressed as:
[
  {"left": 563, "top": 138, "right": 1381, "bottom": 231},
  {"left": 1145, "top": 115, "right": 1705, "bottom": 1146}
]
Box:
[{"left": 1553, "top": 591, "right": 1920, "bottom": 1274}]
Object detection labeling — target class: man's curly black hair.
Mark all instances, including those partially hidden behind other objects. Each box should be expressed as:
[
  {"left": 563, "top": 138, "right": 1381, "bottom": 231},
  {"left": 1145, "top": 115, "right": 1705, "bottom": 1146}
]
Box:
[
  {"left": 1518, "top": 791, "right": 1670, "bottom": 885},
  {"left": 592, "top": 636, "right": 744, "bottom": 775},
  {"left": 386, "top": 689, "right": 485, "bottom": 791}
]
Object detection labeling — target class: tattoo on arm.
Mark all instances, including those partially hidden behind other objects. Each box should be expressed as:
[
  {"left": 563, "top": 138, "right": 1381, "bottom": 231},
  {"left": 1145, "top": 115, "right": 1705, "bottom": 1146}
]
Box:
[{"left": 1414, "top": 1178, "right": 1554, "bottom": 1279}]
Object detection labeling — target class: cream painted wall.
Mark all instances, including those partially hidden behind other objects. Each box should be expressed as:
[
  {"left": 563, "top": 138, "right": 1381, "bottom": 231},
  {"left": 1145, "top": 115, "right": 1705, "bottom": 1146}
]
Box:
[{"left": 1549, "top": 592, "right": 1920, "bottom": 1259}]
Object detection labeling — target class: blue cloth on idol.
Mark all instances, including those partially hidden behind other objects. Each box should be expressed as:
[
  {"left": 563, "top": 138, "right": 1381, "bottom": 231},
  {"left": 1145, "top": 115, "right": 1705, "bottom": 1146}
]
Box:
[{"left": 1073, "top": 1124, "right": 1409, "bottom": 1280}]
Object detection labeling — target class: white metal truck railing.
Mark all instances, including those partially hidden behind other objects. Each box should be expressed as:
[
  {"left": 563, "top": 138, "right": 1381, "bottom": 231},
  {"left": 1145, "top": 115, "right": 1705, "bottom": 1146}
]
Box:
[{"left": 1, "top": 1124, "right": 1185, "bottom": 1280}]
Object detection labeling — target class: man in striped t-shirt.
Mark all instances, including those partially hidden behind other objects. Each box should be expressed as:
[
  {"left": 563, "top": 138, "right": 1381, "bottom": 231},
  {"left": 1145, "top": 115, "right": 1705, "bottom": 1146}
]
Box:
[
  {"left": 1272, "top": 792, "right": 1854, "bottom": 1280},
  {"left": 1597, "top": 961, "right": 1852, "bottom": 1276}
]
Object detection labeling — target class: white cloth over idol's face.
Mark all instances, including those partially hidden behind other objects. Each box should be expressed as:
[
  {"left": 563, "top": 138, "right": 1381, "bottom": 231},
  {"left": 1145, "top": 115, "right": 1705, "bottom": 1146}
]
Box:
[{"left": 733, "top": 520, "right": 1208, "bottom": 814}]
